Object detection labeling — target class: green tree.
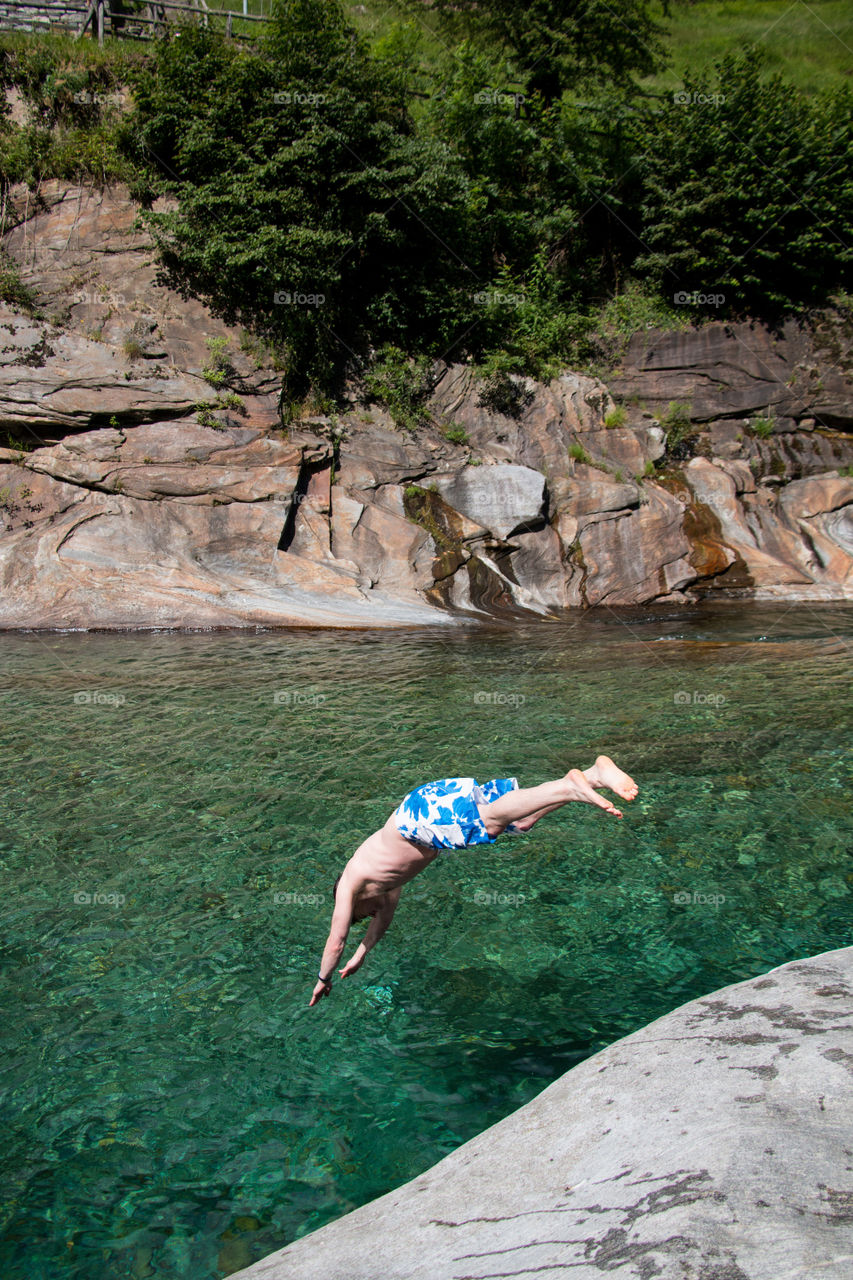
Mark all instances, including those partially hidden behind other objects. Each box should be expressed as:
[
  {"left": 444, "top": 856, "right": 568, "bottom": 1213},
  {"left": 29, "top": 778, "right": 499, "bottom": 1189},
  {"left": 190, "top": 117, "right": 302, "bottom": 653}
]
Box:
[
  {"left": 403, "top": 0, "right": 668, "bottom": 103},
  {"left": 124, "top": 0, "right": 481, "bottom": 403},
  {"left": 630, "top": 50, "right": 853, "bottom": 316}
]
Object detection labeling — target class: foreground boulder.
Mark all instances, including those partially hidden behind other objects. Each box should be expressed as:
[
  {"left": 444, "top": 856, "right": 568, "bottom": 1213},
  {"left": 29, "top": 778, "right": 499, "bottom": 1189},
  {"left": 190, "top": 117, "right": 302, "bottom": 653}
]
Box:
[{"left": 232, "top": 947, "right": 853, "bottom": 1280}]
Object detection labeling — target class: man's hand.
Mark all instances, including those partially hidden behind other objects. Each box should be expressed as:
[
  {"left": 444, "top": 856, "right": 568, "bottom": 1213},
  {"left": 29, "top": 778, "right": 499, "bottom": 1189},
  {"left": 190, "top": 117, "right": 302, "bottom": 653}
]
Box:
[
  {"left": 309, "top": 978, "right": 332, "bottom": 1007},
  {"left": 339, "top": 954, "right": 365, "bottom": 979}
]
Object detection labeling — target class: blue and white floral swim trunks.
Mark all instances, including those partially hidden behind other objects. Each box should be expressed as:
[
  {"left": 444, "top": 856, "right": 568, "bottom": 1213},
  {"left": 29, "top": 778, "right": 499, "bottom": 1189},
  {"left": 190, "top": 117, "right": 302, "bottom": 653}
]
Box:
[{"left": 392, "top": 776, "right": 520, "bottom": 850}]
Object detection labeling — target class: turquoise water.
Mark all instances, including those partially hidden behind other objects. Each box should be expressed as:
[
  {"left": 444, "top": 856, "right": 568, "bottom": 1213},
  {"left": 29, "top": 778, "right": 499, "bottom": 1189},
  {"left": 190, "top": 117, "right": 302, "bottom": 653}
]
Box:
[{"left": 0, "top": 604, "right": 851, "bottom": 1279}]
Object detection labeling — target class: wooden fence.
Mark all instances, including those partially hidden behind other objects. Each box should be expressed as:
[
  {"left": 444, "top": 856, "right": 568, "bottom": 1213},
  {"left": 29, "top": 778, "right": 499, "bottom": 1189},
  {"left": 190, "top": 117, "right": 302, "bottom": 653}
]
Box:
[{"left": 0, "top": 0, "right": 271, "bottom": 42}]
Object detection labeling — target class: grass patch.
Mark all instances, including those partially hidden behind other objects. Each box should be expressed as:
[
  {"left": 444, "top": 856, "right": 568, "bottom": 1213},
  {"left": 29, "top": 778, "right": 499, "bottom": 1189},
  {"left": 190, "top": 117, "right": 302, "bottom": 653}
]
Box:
[
  {"left": 642, "top": 0, "right": 853, "bottom": 97},
  {"left": 441, "top": 422, "right": 470, "bottom": 445},
  {"left": 748, "top": 414, "right": 776, "bottom": 439}
]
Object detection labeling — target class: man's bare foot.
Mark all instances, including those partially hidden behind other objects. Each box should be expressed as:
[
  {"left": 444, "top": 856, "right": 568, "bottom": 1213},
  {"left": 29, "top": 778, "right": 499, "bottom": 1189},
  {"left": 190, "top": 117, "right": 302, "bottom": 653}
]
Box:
[
  {"left": 583, "top": 755, "right": 638, "bottom": 803},
  {"left": 564, "top": 768, "right": 623, "bottom": 818}
]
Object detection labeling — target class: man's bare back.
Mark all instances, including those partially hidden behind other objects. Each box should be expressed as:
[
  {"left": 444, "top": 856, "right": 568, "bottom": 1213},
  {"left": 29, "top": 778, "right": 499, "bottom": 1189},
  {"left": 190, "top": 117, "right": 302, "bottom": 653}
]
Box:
[
  {"left": 346, "top": 816, "right": 440, "bottom": 896},
  {"left": 309, "top": 756, "right": 638, "bottom": 1006}
]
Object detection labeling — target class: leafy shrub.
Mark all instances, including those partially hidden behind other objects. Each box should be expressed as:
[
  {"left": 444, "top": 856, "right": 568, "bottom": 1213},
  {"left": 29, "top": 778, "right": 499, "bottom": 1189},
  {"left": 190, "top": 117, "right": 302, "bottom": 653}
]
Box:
[
  {"left": 441, "top": 422, "right": 470, "bottom": 445},
  {"left": 631, "top": 50, "right": 853, "bottom": 317},
  {"left": 660, "top": 401, "right": 696, "bottom": 460},
  {"left": 0, "top": 34, "right": 140, "bottom": 186},
  {"left": 0, "top": 251, "right": 38, "bottom": 313},
  {"left": 475, "top": 350, "right": 536, "bottom": 418},
  {"left": 195, "top": 402, "right": 225, "bottom": 429},
  {"left": 202, "top": 336, "right": 232, "bottom": 387},
  {"left": 362, "top": 344, "right": 435, "bottom": 433},
  {"left": 406, "top": 0, "right": 667, "bottom": 103},
  {"left": 125, "top": 7, "right": 480, "bottom": 400}
]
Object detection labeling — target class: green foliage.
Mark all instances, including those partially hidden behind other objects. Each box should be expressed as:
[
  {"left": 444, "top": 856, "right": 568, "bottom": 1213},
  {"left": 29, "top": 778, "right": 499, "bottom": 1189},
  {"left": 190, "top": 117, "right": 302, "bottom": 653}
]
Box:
[
  {"left": 604, "top": 406, "right": 627, "bottom": 428},
  {"left": 837, "top": 465, "right": 853, "bottom": 478},
  {"left": 441, "top": 422, "right": 470, "bottom": 445},
  {"left": 0, "top": 33, "right": 142, "bottom": 187},
  {"left": 568, "top": 441, "right": 591, "bottom": 464},
  {"left": 660, "top": 401, "right": 697, "bottom": 460},
  {"left": 404, "top": 0, "right": 667, "bottom": 102},
  {"left": 194, "top": 390, "right": 246, "bottom": 425},
  {"left": 217, "top": 391, "right": 245, "bottom": 414},
  {"left": 123, "top": 337, "right": 145, "bottom": 360},
  {"left": 474, "top": 350, "right": 534, "bottom": 419},
  {"left": 748, "top": 414, "right": 775, "bottom": 439},
  {"left": 238, "top": 328, "right": 287, "bottom": 372},
  {"left": 195, "top": 402, "right": 226, "bottom": 429},
  {"left": 124, "top": 6, "right": 480, "bottom": 398},
  {"left": 202, "top": 336, "right": 232, "bottom": 387},
  {"left": 587, "top": 278, "right": 689, "bottom": 370},
  {"left": 1, "top": 8, "right": 849, "bottom": 408},
  {"left": 0, "top": 251, "right": 38, "bottom": 313},
  {"left": 631, "top": 50, "right": 853, "bottom": 317},
  {"left": 362, "top": 344, "right": 435, "bottom": 433},
  {"left": 4, "top": 436, "right": 34, "bottom": 456}
]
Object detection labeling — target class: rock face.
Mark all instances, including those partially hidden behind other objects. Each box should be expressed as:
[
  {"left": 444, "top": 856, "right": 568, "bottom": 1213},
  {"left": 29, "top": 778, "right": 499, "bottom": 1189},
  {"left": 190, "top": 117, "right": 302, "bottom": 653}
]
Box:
[
  {"left": 609, "top": 314, "right": 853, "bottom": 430},
  {"left": 0, "top": 180, "right": 852, "bottom": 627},
  {"left": 231, "top": 947, "right": 853, "bottom": 1280}
]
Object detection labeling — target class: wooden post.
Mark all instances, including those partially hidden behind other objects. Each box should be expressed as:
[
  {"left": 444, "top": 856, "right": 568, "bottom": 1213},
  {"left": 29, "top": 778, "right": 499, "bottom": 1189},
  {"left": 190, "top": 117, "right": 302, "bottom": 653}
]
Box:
[
  {"left": 97, "top": 0, "right": 104, "bottom": 44},
  {"left": 76, "top": 0, "right": 96, "bottom": 38},
  {"left": 225, "top": 11, "right": 232, "bottom": 36}
]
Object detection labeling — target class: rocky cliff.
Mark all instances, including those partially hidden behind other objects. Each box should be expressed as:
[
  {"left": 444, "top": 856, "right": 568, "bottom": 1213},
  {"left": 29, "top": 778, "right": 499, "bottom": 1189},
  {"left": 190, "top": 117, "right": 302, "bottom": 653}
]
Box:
[{"left": 1, "top": 181, "right": 851, "bottom": 629}]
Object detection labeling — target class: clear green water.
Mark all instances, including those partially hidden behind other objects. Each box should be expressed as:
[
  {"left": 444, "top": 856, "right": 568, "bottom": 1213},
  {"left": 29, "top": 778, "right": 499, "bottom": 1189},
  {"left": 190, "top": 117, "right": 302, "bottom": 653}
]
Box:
[{"left": 0, "top": 604, "right": 851, "bottom": 1280}]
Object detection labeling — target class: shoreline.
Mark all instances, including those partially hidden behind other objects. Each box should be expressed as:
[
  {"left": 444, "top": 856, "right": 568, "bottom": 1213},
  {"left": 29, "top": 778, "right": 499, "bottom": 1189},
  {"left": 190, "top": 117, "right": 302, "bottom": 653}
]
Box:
[{"left": 0, "top": 592, "right": 851, "bottom": 637}]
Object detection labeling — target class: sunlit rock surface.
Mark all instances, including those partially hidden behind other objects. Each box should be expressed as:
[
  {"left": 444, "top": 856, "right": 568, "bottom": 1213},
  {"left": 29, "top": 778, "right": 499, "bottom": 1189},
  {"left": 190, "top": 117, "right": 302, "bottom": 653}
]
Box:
[
  {"left": 231, "top": 947, "right": 853, "bottom": 1280},
  {"left": 1, "top": 180, "right": 852, "bottom": 628}
]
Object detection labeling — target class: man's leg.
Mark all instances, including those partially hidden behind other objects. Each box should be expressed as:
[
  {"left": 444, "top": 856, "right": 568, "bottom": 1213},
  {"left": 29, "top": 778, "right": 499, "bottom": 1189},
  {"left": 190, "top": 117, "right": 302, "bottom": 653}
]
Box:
[{"left": 478, "top": 757, "right": 637, "bottom": 836}]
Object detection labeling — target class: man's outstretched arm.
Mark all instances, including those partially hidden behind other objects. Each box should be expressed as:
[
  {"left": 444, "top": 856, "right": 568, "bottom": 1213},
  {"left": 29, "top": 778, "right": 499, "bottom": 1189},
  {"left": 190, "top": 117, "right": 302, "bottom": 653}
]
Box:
[
  {"left": 339, "top": 889, "right": 401, "bottom": 980},
  {"left": 309, "top": 875, "right": 361, "bottom": 1007}
]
